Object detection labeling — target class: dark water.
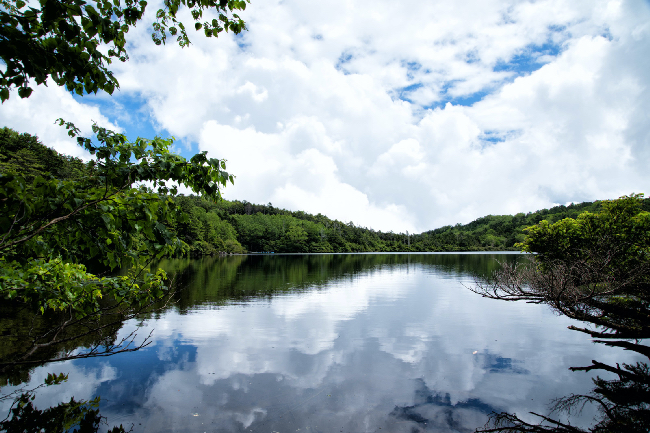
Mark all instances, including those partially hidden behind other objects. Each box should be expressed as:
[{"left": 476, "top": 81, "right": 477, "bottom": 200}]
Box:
[{"left": 1, "top": 253, "right": 642, "bottom": 432}]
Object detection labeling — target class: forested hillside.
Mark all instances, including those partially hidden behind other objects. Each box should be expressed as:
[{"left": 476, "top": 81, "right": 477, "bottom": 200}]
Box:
[
  {"left": 3, "top": 127, "right": 648, "bottom": 255},
  {"left": 169, "top": 195, "right": 622, "bottom": 254}
]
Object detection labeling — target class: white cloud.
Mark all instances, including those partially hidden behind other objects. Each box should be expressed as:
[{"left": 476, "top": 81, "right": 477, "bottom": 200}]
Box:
[
  {"left": 236, "top": 81, "right": 269, "bottom": 102},
  {"left": 199, "top": 120, "right": 416, "bottom": 231},
  {"left": 0, "top": 82, "right": 120, "bottom": 160},
  {"left": 3, "top": 0, "right": 649, "bottom": 231}
]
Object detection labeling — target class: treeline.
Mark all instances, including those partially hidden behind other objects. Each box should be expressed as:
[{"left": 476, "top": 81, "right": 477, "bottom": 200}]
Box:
[
  {"left": 172, "top": 195, "right": 641, "bottom": 254},
  {"left": 0, "top": 127, "right": 91, "bottom": 181},
  {"left": 3, "top": 127, "right": 649, "bottom": 255}
]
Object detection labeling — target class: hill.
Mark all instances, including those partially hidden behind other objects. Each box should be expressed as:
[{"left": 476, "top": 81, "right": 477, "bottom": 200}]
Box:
[
  {"left": 2, "top": 127, "right": 647, "bottom": 255},
  {"left": 172, "top": 195, "right": 627, "bottom": 254}
]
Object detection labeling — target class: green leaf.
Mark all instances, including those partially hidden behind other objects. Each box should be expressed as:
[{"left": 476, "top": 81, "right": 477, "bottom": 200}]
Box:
[{"left": 17, "top": 87, "right": 33, "bottom": 99}]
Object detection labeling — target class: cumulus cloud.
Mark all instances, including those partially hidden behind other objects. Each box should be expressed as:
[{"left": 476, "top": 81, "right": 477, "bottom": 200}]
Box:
[
  {"left": 3, "top": 0, "right": 649, "bottom": 231},
  {"left": 199, "top": 120, "right": 417, "bottom": 230},
  {"left": 0, "top": 81, "right": 120, "bottom": 160}
]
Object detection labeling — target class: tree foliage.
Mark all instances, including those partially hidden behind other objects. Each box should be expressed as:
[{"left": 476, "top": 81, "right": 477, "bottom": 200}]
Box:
[
  {"left": 474, "top": 194, "right": 650, "bottom": 339},
  {"left": 0, "top": 0, "right": 249, "bottom": 100},
  {"left": 0, "top": 0, "right": 248, "bottom": 421},
  {"left": 163, "top": 195, "right": 650, "bottom": 255},
  {"left": 472, "top": 194, "right": 650, "bottom": 433},
  {"left": 0, "top": 124, "right": 233, "bottom": 370}
]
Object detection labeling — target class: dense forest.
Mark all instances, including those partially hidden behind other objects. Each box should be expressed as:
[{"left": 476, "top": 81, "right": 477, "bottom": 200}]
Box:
[{"left": 3, "top": 127, "right": 649, "bottom": 255}]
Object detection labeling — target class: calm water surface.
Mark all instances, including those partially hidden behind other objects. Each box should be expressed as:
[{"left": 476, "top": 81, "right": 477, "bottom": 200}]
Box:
[{"left": 3, "top": 253, "right": 642, "bottom": 432}]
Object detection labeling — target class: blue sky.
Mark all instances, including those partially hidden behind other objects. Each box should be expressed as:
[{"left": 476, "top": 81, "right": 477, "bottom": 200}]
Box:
[
  {"left": 80, "top": 37, "right": 562, "bottom": 152},
  {"left": 2, "top": 0, "right": 649, "bottom": 232}
]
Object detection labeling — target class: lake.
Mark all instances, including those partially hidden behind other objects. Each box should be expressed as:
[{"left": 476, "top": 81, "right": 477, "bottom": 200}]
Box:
[{"left": 0, "top": 253, "right": 642, "bottom": 432}]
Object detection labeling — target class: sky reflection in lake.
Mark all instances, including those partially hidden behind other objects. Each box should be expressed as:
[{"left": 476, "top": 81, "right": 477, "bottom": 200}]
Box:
[{"left": 6, "top": 254, "right": 644, "bottom": 432}]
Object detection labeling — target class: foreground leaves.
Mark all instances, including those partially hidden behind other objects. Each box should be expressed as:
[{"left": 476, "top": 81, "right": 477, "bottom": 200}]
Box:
[
  {"left": 0, "top": 0, "right": 249, "bottom": 100},
  {"left": 0, "top": 123, "right": 232, "bottom": 370}
]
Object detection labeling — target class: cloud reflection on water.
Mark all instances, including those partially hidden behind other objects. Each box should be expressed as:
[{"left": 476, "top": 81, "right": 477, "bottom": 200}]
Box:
[{"left": 5, "top": 254, "right": 643, "bottom": 432}]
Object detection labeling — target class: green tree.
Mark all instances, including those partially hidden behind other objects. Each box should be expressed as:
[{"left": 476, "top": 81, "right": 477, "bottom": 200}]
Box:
[
  {"left": 0, "top": 0, "right": 247, "bottom": 370},
  {"left": 476, "top": 194, "right": 650, "bottom": 339},
  {"left": 472, "top": 194, "right": 650, "bottom": 433},
  {"left": 0, "top": 124, "right": 233, "bottom": 369},
  {"left": 0, "top": 0, "right": 249, "bottom": 425},
  {"left": 284, "top": 223, "right": 308, "bottom": 252},
  {"left": 0, "top": 127, "right": 88, "bottom": 181},
  {"left": 0, "top": 0, "right": 249, "bottom": 100}
]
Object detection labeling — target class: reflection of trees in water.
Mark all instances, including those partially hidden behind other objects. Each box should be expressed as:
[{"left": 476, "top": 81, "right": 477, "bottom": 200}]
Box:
[
  {"left": 472, "top": 258, "right": 650, "bottom": 433},
  {"left": 474, "top": 309, "right": 650, "bottom": 432},
  {"left": 0, "top": 279, "right": 176, "bottom": 432},
  {"left": 158, "top": 253, "right": 523, "bottom": 311},
  {"left": 390, "top": 379, "right": 500, "bottom": 433},
  {"left": 481, "top": 352, "right": 650, "bottom": 433},
  {"left": 1, "top": 303, "right": 132, "bottom": 386},
  {"left": 0, "top": 304, "right": 156, "bottom": 432},
  {"left": 0, "top": 302, "right": 146, "bottom": 432},
  {"left": 0, "top": 285, "right": 175, "bottom": 386},
  {"left": 1, "top": 394, "right": 127, "bottom": 433}
]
